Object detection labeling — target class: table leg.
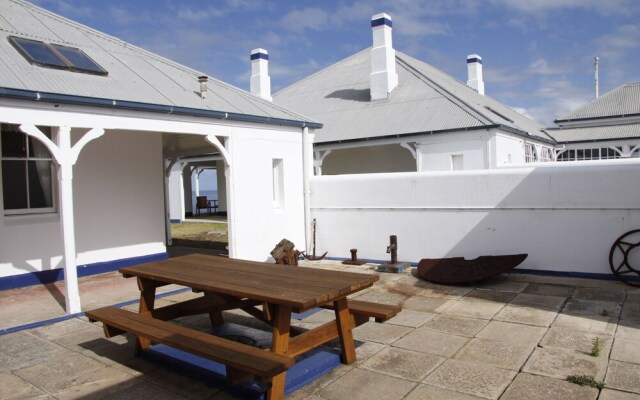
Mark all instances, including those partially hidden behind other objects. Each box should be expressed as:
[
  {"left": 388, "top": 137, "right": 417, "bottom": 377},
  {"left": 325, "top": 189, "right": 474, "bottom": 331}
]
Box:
[
  {"left": 265, "top": 304, "right": 291, "bottom": 400},
  {"left": 135, "top": 277, "right": 156, "bottom": 353},
  {"left": 334, "top": 297, "right": 357, "bottom": 364},
  {"left": 204, "top": 292, "right": 225, "bottom": 327}
]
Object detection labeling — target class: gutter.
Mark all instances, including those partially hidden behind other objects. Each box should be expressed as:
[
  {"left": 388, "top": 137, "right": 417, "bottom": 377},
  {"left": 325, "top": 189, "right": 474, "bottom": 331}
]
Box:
[
  {"left": 316, "top": 124, "right": 557, "bottom": 147},
  {"left": 0, "top": 87, "right": 323, "bottom": 130},
  {"left": 554, "top": 113, "right": 640, "bottom": 124}
]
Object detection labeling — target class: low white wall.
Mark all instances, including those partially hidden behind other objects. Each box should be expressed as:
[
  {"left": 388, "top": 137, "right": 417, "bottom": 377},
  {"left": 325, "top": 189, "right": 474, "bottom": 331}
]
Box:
[{"left": 310, "top": 159, "right": 640, "bottom": 275}]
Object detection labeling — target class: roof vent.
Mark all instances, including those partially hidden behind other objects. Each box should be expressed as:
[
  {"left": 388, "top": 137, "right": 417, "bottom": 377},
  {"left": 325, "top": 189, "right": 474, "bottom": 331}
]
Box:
[
  {"left": 370, "top": 13, "right": 398, "bottom": 101},
  {"left": 250, "top": 48, "right": 272, "bottom": 101},
  {"left": 198, "top": 75, "right": 208, "bottom": 99},
  {"left": 466, "top": 54, "right": 484, "bottom": 95}
]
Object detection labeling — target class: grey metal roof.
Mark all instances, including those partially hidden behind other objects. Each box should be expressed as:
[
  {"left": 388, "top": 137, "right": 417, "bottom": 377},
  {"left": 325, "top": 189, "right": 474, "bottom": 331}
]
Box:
[
  {"left": 555, "top": 82, "right": 640, "bottom": 123},
  {"left": 0, "top": 0, "right": 320, "bottom": 128},
  {"left": 547, "top": 123, "right": 640, "bottom": 143},
  {"left": 274, "top": 48, "right": 553, "bottom": 144}
]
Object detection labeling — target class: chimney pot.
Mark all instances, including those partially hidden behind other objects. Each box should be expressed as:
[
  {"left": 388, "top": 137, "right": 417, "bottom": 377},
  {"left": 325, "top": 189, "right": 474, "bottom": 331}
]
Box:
[
  {"left": 198, "top": 75, "right": 208, "bottom": 99},
  {"left": 250, "top": 48, "right": 272, "bottom": 101},
  {"left": 466, "top": 54, "right": 485, "bottom": 95},
  {"left": 370, "top": 13, "right": 398, "bottom": 101}
]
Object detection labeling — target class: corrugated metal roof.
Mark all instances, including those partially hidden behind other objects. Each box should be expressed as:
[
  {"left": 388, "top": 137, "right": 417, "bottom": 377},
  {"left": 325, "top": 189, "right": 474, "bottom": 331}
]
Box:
[
  {"left": 556, "top": 82, "right": 640, "bottom": 122},
  {"left": 0, "top": 0, "right": 319, "bottom": 128},
  {"left": 547, "top": 123, "right": 640, "bottom": 143},
  {"left": 274, "top": 48, "right": 553, "bottom": 144}
]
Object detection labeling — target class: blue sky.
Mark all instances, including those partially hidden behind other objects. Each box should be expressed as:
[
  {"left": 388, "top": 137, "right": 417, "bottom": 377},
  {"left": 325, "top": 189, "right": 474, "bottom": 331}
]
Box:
[{"left": 32, "top": 0, "right": 640, "bottom": 126}]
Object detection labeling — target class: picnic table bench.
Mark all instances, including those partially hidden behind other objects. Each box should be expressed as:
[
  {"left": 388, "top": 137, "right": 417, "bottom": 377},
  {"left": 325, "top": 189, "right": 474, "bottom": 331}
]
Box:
[{"left": 86, "top": 254, "right": 401, "bottom": 400}]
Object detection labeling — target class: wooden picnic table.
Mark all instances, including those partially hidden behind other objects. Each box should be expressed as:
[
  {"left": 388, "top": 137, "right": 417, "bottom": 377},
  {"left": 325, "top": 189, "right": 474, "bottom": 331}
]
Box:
[{"left": 87, "top": 254, "right": 399, "bottom": 400}]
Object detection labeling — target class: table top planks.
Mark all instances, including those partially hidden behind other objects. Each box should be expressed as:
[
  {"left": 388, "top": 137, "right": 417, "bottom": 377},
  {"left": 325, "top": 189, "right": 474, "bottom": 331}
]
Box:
[{"left": 120, "top": 254, "right": 379, "bottom": 312}]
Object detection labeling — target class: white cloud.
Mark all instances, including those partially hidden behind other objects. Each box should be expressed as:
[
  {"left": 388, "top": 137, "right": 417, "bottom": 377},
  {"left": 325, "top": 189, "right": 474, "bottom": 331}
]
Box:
[
  {"left": 280, "top": 8, "right": 329, "bottom": 32},
  {"left": 489, "top": 0, "right": 639, "bottom": 15}
]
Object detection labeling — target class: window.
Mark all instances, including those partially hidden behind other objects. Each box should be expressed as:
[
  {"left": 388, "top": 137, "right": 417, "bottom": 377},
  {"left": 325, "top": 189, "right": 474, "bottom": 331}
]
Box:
[
  {"left": 272, "top": 159, "right": 284, "bottom": 209},
  {"left": 451, "top": 154, "right": 464, "bottom": 170},
  {"left": 9, "top": 36, "right": 108, "bottom": 76},
  {"left": 524, "top": 143, "right": 537, "bottom": 163},
  {"left": 1, "top": 124, "right": 55, "bottom": 214},
  {"left": 540, "top": 147, "right": 553, "bottom": 162}
]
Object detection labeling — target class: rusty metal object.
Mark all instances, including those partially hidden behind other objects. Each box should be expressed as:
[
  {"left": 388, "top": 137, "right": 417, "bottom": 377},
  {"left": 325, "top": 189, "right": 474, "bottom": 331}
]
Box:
[
  {"left": 376, "top": 235, "right": 409, "bottom": 273},
  {"left": 270, "top": 239, "right": 301, "bottom": 265},
  {"left": 302, "top": 219, "right": 327, "bottom": 261},
  {"left": 609, "top": 229, "right": 640, "bottom": 287},
  {"left": 343, "top": 249, "right": 366, "bottom": 266},
  {"left": 417, "top": 254, "right": 528, "bottom": 285}
]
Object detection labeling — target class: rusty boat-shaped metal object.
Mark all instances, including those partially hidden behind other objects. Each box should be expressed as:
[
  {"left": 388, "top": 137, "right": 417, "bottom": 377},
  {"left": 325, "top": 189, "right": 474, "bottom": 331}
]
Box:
[{"left": 417, "top": 254, "right": 528, "bottom": 284}]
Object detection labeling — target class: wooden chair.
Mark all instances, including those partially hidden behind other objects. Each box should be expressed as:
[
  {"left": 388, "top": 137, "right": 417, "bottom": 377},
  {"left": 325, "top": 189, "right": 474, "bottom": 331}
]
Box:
[{"left": 195, "top": 196, "right": 210, "bottom": 215}]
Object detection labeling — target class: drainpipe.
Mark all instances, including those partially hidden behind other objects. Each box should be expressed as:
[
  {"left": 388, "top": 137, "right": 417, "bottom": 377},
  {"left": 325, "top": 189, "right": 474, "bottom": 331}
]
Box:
[{"left": 302, "top": 126, "right": 314, "bottom": 254}]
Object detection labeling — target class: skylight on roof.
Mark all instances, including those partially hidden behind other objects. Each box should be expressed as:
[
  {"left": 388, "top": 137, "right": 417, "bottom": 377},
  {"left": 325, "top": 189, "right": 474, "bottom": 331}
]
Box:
[{"left": 9, "top": 36, "right": 108, "bottom": 76}]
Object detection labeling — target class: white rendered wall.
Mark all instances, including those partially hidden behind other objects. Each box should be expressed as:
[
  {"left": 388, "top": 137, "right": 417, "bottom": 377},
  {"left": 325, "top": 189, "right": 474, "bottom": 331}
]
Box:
[
  {"left": 310, "top": 160, "right": 640, "bottom": 275},
  {"left": 168, "top": 162, "right": 185, "bottom": 221},
  {"left": 216, "top": 160, "right": 227, "bottom": 212},
  {"left": 227, "top": 126, "right": 306, "bottom": 261},
  {"left": 494, "top": 132, "right": 525, "bottom": 166},
  {"left": 0, "top": 130, "right": 166, "bottom": 278},
  {"left": 418, "top": 132, "right": 489, "bottom": 171},
  {"left": 322, "top": 144, "right": 415, "bottom": 175}
]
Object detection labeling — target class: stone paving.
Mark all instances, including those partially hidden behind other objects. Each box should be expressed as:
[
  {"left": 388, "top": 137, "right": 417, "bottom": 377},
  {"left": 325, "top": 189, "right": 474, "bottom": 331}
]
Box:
[{"left": 3, "top": 258, "right": 640, "bottom": 399}]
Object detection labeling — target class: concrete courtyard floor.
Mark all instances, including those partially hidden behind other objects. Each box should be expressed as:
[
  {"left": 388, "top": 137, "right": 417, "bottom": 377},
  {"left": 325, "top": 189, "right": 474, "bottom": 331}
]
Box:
[{"left": 2, "top": 250, "right": 640, "bottom": 399}]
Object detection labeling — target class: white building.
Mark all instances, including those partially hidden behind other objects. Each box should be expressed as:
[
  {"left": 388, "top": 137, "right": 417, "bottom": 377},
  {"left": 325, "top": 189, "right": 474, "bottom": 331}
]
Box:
[
  {"left": 274, "top": 13, "right": 556, "bottom": 175},
  {"left": 548, "top": 82, "right": 640, "bottom": 161},
  {"left": 0, "top": 0, "right": 319, "bottom": 313}
]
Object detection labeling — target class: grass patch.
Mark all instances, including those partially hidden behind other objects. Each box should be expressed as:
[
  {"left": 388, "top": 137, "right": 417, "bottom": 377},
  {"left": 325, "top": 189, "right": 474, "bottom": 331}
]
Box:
[
  {"left": 591, "top": 337, "right": 602, "bottom": 357},
  {"left": 566, "top": 375, "right": 605, "bottom": 390},
  {"left": 171, "top": 222, "right": 228, "bottom": 250}
]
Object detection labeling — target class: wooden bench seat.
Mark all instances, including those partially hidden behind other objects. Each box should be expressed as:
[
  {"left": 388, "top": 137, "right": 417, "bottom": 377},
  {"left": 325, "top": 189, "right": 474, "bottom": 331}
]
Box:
[
  {"left": 86, "top": 306, "right": 294, "bottom": 380},
  {"left": 322, "top": 299, "right": 401, "bottom": 323}
]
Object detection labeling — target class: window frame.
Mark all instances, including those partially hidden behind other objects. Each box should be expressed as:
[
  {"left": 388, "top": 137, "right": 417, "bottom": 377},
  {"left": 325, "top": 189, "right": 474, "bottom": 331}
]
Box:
[
  {"left": 523, "top": 143, "right": 537, "bottom": 163},
  {"left": 1, "top": 124, "right": 57, "bottom": 216}
]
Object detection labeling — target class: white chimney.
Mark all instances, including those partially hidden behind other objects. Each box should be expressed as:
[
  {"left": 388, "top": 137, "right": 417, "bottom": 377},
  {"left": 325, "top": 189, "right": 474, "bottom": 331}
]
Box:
[
  {"left": 466, "top": 54, "right": 485, "bottom": 95},
  {"left": 250, "top": 48, "right": 272, "bottom": 101},
  {"left": 370, "top": 13, "right": 398, "bottom": 101}
]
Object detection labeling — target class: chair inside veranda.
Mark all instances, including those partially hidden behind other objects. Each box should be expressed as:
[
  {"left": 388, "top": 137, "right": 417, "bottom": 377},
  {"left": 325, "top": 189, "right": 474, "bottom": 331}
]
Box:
[{"left": 195, "top": 196, "right": 211, "bottom": 216}]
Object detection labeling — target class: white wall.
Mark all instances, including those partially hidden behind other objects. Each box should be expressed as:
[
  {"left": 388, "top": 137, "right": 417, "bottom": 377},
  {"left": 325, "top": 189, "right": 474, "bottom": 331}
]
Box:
[
  {"left": 417, "top": 132, "right": 489, "bottom": 171},
  {"left": 310, "top": 160, "right": 640, "bottom": 275},
  {"left": 322, "top": 144, "right": 415, "bottom": 175},
  {"left": 0, "top": 129, "right": 166, "bottom": 278},
  {"left": 168, "top": 162, "right": 185, "bottom": 221},
  {"left": 494, "top": 132, "right": 524, "bottom": 166},
  {"left": 227, "top": 126, "right": 306, "bottom": 262}
]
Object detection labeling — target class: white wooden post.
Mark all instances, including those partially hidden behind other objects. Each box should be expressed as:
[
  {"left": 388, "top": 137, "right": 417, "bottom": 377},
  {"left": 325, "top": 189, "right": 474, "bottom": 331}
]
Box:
[
  {"left": 302, "top": 127, "right": 314, "bottom": 254},
  {"left": 20, "top": 124, "right": 104, "bottom": 314}
]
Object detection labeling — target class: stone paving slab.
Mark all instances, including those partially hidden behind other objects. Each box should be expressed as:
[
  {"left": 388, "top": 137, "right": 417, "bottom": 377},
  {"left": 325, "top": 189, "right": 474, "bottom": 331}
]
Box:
[
  {"left": 392, "top": 276, "right": 473, "bottom": 299},
  {"left": 493, "top": 305, "right": 558, "bottom": 327},
  {"left": 422, "top": 315, "right": 489, "bottom": 337},
  {"left": 393, "top": 327, "right": 469, "bottom": 357},
  {"left": 562, "top": 298, "right": 622, "bottom": 317},
  {"left": 552, "top": 313, "right": 617, "bottom": 334},
  {"left": 617, "top": 318, "right": 640, "bottom": 340},
  {"left": 404, "top": 383, "right": 485, "bottom": 400},
  {"left": 0, "top": 331, "right": 61, "bottom": 373},
  {"left": 606, "top": 360, "right": 640, "bottom": 394},
  {"left": 500, "top": 373, "right": 598, "bottom": 400},
  {"left": 442, "top": 299, "right": 505, "bottom": 320},
  {"left": 454, "top": 338, "right": 533, "bottom": 371},
  {"left": 522, "top": 347, "right": 604, "bottom": 381},
  {"left": 318, "top": 368, "right": 416, "bottom": 400},
  {"left": 383, "top": 309, "right": 436, "bottom": 328},
  {"left": 509, "top": 293, "right": 566, "bottom": 310},
  {"left": 539, "top": 326, "right": 613, "bottom": 355},
  {"left": 360, "top": 346, "right": 445, "bottom": 382},
  {"left": 473, "top": 277, "right": 529, "bottom": 293},
  {"left": 352, "top": 288, "right": 410, "bottom": 306},
  {"left": 461, "top": 289, "right": 517, "bottom": 303},
  {"left": 353, "top": 321, "right": 413, "bottom": 345},
  {"left": 522, "top": 283, "right": 574, "bottom": 297},
  {"left": 600, "top": 388, "right": 640, "bottom": 400},
  {"left": 475, "top": 321, "right": 546, "bottom": 347},
  {"left": 573, "top": 287, "right": 626, "bottom": 303},
  {"left": 401, "top": 295, "right": 454, "bottom": 313},
  {"left": 611, "top": 337, "right": 640, "bottom": 364},
  {"left": 622, "top": 303, "right": 640, "bottom": 320},
  {"left": 0, "top": 372, "right": 45, "bottom": 399},
  {"left": 423, "top": 359, "right": 517, "bottom": 399},
  {"left": 101, "top": 381, "right": 192, "bottom": 400}
]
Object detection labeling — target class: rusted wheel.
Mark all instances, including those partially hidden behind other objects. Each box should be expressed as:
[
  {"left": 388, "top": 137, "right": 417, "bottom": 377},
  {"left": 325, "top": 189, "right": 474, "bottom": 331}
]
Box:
[{"left": 609, "top": 229, "right": 640, "bottom": 287}]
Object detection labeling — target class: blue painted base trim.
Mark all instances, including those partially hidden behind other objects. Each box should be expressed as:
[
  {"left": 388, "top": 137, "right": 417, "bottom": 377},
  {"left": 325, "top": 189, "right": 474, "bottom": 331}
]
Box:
[
  {"left": 0, "top": 252, "right": 169, "bottom": 291},
  {"left": 145, "top": 341, "right": 340, "bottom": 399},
  {"left": 170, "top": 219, "right": 182, "bottom": 223}
]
